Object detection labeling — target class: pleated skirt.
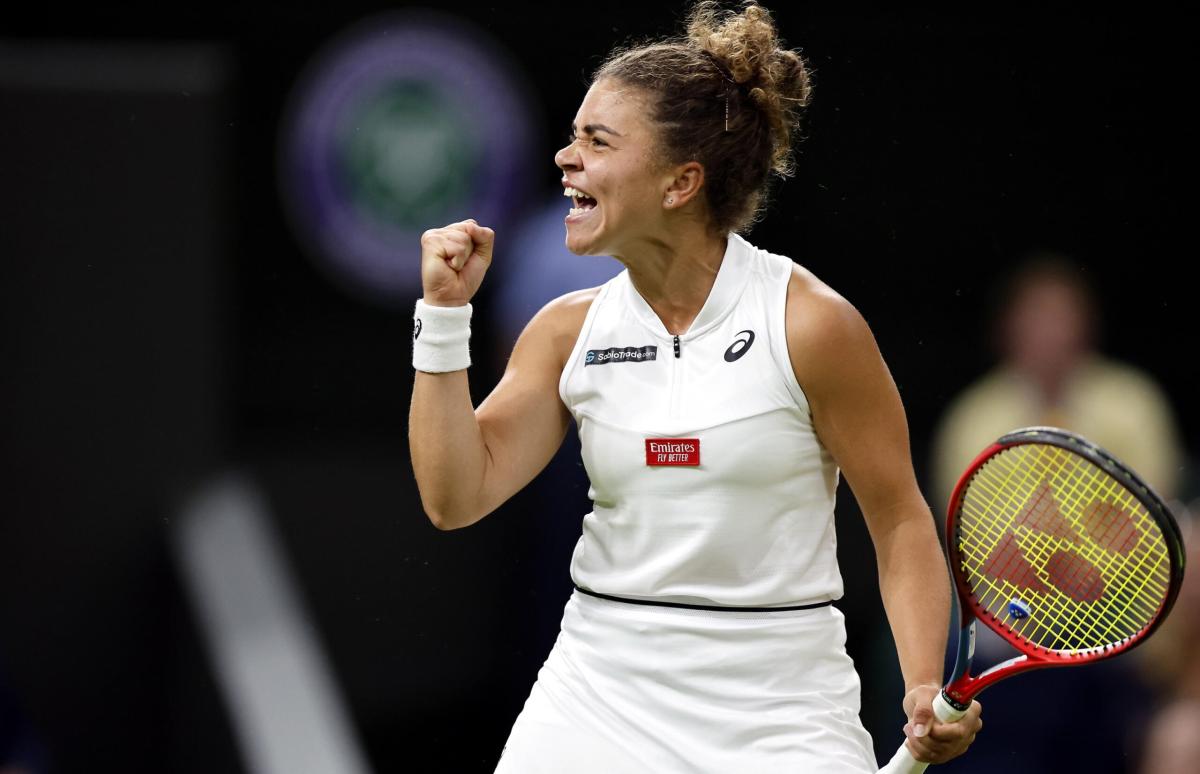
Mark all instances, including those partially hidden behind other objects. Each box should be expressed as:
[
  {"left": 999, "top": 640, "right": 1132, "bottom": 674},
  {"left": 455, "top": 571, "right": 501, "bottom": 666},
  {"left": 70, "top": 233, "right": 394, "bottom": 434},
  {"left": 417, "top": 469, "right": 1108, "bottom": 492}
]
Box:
[{"left": 495, "top": 589, "right": 878, "bottom": 773}]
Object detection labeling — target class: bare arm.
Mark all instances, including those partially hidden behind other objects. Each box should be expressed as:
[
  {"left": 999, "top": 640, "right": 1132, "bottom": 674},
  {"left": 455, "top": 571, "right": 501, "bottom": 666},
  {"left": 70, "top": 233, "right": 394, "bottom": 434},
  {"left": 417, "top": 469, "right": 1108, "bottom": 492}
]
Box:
[
  {"left": 407, "top": 219, "right": 596, "bottom": 529},
  {"left": 784, "top": 267, "right": 980, "bottom": 764},
  {"left": 410, "top": 291, "right": 593, "bottom": 529}
]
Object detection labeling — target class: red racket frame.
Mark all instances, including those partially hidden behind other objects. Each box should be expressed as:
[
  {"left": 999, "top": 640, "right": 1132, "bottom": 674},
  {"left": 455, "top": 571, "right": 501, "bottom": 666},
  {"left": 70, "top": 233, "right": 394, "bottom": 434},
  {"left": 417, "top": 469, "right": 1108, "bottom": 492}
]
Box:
[{"left": 939, "top": 427, "right": 1185, "bottom": 709}]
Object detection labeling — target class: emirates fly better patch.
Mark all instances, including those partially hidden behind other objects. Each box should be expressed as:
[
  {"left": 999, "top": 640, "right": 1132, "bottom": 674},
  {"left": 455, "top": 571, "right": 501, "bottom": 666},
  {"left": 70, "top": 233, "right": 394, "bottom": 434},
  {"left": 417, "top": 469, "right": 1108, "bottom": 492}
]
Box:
[{"left": 645, "top": 439, "right": 700, "bottom": 466}]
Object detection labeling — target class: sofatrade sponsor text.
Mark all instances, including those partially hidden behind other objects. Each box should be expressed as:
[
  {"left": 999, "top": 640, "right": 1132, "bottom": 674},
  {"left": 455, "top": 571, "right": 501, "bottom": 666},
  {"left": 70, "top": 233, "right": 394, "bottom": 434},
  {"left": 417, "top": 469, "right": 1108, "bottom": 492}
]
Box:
[{"left": 585, "top": 345, "right": 658, "bottom": 365}]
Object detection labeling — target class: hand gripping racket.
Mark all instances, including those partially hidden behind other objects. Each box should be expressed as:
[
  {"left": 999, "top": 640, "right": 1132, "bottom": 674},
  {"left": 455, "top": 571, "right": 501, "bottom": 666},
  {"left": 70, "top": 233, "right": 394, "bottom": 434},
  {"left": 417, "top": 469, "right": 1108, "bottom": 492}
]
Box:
[{"left": 878, "top": 426, "right": 1186, "bottom": 773}]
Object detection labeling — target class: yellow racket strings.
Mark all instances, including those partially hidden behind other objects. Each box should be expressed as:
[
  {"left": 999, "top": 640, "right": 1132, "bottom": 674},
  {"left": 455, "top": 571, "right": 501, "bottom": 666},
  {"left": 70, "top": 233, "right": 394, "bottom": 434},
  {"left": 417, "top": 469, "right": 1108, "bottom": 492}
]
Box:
[
  {"left": 956, "top": 443, "right": 1171, "bottom": 652},
  {"left": 967, "top": 448, "right": 1165, "bottom": 649}
]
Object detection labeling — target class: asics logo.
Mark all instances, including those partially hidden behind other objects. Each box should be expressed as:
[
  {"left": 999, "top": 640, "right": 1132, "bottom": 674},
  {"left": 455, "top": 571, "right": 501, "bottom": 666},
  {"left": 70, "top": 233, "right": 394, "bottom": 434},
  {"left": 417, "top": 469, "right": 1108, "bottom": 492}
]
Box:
[{"left": 723, "top": 330, "right": 755, "bottom": 362}]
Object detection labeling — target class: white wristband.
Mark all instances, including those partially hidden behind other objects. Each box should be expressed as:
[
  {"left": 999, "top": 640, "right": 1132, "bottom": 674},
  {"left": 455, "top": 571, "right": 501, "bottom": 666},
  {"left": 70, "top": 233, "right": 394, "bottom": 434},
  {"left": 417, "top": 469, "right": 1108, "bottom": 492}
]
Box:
[{"left": 412, "top": 299, "right": 472, "bottom": 373}]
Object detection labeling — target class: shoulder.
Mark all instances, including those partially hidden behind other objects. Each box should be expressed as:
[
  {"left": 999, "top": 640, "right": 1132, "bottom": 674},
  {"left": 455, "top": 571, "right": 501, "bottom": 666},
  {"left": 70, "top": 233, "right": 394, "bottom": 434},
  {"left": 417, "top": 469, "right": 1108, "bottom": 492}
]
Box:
[
  {"left": 783, "top": 263, "right": 879, "bottom": 386},
  {"left": 533, "top": 285, "right": 603, "bottom": 333},
  {"left": 515, "top": 285, "right": 604, "bottom": 370},
  {"left": 1084, "top": 355, "right": 1165, "bottom": 391},
  {"left": 1078, "top": 355, "right": 1175, "bottom": 413},
  {"left": 942, "top": 365, "right": 1018, "bottom": 406},
  {"left": 932, "top": 368, "right": 1021, "bottom": 476}
]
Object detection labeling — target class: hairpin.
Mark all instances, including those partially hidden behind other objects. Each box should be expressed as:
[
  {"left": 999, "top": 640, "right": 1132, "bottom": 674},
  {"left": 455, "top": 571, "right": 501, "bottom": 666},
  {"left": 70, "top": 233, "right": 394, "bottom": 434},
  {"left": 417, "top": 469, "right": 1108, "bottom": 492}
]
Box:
[{"left": 702, "top": 50, "right": 736, "bottom": 132}]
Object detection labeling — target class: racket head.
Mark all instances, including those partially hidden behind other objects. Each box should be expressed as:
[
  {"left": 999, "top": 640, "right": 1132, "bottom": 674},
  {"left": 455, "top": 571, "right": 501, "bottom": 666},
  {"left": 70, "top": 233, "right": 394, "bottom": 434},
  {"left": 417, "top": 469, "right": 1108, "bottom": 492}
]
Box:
[{"left": 946, "top": 426, "right": 1185, "bottom": 665}]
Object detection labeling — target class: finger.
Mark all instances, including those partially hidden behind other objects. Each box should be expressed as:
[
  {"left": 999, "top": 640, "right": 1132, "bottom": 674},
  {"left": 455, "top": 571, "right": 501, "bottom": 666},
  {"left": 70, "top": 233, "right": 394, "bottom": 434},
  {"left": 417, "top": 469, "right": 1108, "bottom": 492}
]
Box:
[
  {"left": 438, "top": 221, "right": 492, "bottom": 265},
  {"left": 463, "top": 225, "right": 495, "bottom": 262},
  {"left": 443, "top": 218, "right": 479, "bottom": 233},
  {"left": 904, "top": 736, "right": 944, "bottom": 764},
  {"left": 461, "top": 222, "right": 491, "bottom": 239},
  {"left": 907, "top": 735, "right": 963, "bottom": 765},
  {"left": 455, "top": 220, "right": 490, "bottom": 237},
  {"left": 926, "top": 704, "right": 982, "bottom": 743},
  {"left": 927, "top": 717, "right": 976, "bottom": 743},
  {"left": 440, "top": 231, "right": 474, "bottom": 271},
  {"left": 910, "top": 699, "right": 934, "bottom": 739},
  {"left": 904, "top": 721, "right": 949, "bottom": 760},
  {"left": 421, "top": 228, "right": 468, "bottom": 259}
]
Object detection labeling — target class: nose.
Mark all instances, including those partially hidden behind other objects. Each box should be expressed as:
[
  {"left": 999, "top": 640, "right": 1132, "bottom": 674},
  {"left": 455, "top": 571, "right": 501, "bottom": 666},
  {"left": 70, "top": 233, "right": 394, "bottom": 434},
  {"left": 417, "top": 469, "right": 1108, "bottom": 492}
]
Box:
[{"left": 555, "top": 140, "right": 580, "bottom": 172}]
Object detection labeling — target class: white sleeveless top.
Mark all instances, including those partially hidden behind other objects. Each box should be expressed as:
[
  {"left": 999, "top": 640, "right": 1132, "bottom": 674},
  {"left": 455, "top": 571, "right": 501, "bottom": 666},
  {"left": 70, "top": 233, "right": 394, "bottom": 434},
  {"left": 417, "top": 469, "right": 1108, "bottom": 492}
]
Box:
[{"left": 558, "top": 233, "right": 844, "bottom": 608}]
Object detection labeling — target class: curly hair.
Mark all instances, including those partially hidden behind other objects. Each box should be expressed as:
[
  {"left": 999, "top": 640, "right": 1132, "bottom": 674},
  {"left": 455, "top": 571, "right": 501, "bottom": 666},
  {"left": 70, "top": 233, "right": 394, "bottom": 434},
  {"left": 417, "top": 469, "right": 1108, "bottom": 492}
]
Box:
[{"left": 593, "top": 1, "right": 813, "bottom": 234}]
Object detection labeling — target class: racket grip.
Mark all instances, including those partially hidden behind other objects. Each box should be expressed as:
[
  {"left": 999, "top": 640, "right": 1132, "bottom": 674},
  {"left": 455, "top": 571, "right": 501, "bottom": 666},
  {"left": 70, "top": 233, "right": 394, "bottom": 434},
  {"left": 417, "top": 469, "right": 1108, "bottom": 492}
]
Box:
[
  {"left": 875, "top": 692, "right": 968, "bottom": 774},
  {"left": 932, "top": 691, "right": 967, "bottom": 723}
]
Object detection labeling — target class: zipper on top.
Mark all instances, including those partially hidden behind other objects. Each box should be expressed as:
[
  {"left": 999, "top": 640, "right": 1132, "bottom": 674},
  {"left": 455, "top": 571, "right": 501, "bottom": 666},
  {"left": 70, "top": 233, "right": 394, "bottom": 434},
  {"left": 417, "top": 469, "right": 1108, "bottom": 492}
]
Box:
[{"left": 669, "top": 334, "right": 682, "bottom": 417}]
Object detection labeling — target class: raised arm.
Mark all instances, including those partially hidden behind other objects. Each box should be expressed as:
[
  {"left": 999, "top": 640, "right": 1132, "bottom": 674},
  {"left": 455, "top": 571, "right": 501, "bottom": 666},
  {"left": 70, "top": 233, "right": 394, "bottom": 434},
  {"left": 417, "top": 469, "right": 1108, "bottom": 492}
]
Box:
[
  {"left": 408, "top": 220, "right": 594, "bottom": 530},
  {"left": 783, "top": 266, "right": 981, "bottom": 764}
]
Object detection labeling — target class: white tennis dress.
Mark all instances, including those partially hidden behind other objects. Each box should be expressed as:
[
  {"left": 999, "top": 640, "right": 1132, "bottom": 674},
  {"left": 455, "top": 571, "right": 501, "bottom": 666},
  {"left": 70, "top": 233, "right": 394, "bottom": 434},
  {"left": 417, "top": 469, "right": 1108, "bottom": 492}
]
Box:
[{"left": 494, "top": 233, "right": 878, "bottom": 773}]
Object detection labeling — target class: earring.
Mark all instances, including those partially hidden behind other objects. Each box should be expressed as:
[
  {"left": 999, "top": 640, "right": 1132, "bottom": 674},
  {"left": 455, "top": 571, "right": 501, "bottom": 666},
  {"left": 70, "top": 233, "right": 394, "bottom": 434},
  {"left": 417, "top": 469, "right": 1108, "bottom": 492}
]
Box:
[{"left": 666, "top": 198, "right": 674, "bottom": 205}]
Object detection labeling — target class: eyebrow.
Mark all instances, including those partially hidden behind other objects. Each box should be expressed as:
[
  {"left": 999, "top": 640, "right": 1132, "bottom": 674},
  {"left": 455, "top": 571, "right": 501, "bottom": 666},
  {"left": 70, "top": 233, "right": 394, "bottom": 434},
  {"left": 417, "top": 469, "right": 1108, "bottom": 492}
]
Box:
[{"left": 571, "top": 122, "right": 624, "bottom": 137}]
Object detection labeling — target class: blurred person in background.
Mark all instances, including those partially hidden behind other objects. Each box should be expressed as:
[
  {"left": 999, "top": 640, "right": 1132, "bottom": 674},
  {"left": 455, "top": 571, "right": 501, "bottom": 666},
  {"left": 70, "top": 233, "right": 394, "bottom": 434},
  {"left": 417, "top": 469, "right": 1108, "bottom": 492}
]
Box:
[
  {"left": 410, "top": 2, "right": 982, "bottom": 771},
  {"left": 930, "top": 254, "right": 1185, "bottom": 773},
  {"left": 932, "top": 253, "right": 1183, "bottom": 507}
]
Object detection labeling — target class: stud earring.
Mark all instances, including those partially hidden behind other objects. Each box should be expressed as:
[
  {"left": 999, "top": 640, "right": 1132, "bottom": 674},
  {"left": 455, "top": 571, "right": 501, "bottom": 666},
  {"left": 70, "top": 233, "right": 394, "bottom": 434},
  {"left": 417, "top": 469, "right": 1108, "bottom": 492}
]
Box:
[{"left": 666, "top": 197, "right": 674, "bottom": 205}]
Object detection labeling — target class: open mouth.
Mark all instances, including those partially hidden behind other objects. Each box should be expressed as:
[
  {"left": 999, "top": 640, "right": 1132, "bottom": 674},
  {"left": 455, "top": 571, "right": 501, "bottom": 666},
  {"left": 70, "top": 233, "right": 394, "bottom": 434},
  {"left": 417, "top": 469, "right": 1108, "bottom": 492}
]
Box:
[{"left": 563, "top": 185, "right": 598, "bottom": 216}]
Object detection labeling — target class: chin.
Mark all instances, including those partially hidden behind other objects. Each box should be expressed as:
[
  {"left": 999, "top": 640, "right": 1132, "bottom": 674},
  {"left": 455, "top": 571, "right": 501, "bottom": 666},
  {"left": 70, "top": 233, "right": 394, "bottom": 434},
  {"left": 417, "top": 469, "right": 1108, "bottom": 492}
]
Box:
[
  {"left": 565, "top": 239, "right": 600, "bottom": 256},
  {"left": 564, "top": 227, "right": 608, "bottom": 256}
]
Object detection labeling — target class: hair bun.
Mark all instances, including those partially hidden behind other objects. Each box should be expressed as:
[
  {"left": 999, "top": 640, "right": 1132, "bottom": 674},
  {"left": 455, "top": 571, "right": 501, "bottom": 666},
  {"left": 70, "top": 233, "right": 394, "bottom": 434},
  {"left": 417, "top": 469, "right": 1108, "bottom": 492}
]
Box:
[
  {"left": 687, "top": 1, "right": 811, "bottom": 175},
  {"left": 689, "top": 3, "right": 806, "bottom": 89}
]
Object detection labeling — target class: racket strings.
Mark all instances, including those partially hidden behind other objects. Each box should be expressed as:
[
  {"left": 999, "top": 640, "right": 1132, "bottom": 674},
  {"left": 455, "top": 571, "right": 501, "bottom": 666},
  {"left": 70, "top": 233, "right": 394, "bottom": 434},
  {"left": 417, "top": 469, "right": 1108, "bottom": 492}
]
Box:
[
  {"left": 956, "top": 443, "right": 1171, "bottom": 653},
  {"left": 968, "top": 457, "right": 1165, "bottom": 649},
  {"left": 966, "top": 450, "right": 1167, "bottom": 649}
]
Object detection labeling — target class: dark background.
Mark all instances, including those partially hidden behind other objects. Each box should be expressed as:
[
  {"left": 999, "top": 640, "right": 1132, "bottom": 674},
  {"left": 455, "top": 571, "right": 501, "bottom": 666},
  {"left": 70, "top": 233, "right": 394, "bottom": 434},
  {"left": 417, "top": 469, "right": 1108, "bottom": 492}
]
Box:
[{"left": 0, "top": 4, "right": 1192, "bottom": 773}]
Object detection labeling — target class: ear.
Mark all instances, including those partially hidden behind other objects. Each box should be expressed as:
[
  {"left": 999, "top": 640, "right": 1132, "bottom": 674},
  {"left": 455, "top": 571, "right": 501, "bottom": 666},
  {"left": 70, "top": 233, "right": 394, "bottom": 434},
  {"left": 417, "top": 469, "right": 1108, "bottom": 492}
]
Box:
[{"left": 662, "top": 161, "right": 705, "bottom": 209}]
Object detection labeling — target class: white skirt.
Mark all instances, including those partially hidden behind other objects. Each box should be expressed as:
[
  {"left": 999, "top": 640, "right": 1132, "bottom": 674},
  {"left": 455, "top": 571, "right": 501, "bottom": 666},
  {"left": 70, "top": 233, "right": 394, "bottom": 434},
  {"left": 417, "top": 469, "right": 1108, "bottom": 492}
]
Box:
[{"left": 495, "top": 589, "right": 877, "bottom": 773}]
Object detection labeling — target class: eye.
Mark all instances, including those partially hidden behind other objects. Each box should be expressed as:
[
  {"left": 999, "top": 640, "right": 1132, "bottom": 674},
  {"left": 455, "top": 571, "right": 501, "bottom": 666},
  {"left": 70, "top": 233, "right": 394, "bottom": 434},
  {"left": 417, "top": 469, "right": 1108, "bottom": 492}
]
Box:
[{"left": 565, "top": 131, "right": 608, "bottom": 148}]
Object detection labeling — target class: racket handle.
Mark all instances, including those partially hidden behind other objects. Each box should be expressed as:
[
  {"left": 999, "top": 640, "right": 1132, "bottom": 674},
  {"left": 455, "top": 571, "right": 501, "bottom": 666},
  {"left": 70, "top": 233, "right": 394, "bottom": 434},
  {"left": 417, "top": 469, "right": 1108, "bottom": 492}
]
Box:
[
  {"left": 875, "top": 692, "right": 968, "bottom": 774},
  {"left": 932, "top": 691, "right": 967, "bottom": 723}
]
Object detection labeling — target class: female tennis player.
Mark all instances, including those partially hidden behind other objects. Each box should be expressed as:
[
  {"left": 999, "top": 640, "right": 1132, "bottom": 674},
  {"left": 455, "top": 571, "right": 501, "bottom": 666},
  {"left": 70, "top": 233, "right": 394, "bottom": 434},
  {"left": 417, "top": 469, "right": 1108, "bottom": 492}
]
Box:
[{"left": 409, "top": 3, "right": 982, "bottom": 771}]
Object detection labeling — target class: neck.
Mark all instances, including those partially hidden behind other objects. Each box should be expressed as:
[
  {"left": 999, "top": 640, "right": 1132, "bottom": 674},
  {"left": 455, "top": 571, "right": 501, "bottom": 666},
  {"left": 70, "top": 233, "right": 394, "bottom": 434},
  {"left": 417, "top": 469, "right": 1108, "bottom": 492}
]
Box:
[{"left": 614, "top": 228, "right": 729, "bottom": 335}]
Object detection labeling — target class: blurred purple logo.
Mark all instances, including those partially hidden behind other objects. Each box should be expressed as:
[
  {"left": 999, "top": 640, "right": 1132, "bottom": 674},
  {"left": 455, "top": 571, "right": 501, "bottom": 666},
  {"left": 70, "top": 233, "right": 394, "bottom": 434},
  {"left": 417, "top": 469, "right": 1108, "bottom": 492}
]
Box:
[{"left": 280, "top": 12, "right": 535, "bottom": 304}]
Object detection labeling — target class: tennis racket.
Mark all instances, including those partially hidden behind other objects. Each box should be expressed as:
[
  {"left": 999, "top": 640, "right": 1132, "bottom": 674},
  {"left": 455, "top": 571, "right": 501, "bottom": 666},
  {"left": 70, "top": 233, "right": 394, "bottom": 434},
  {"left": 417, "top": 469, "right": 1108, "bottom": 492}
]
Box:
[{"left": 878, "top": 426, "right": 1186, "bottom": 774}]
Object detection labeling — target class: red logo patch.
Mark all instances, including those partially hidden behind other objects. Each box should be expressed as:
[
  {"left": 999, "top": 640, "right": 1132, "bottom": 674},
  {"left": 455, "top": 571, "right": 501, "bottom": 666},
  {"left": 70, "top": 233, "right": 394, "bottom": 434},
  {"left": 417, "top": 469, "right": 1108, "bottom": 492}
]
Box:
[{"left": 645, "top": 438, "right": 700, "bottom": 466}]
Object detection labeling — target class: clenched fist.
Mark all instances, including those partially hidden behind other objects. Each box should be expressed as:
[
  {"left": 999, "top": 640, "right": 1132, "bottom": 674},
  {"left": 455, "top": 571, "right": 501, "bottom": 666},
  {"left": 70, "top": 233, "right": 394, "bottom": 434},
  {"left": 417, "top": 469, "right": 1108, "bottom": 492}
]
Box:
[{"left": 420, "top": 219, "right": 495, "bottom": 307}]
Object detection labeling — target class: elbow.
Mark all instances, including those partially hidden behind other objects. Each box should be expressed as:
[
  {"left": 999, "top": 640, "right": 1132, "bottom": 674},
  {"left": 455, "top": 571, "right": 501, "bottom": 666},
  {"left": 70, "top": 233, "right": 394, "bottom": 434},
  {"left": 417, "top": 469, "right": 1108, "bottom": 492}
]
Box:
[
  {"left": 421, "top": 500, "right": 481, "bottom": 531},
  {"left": 414, "top": 475, "right": 490, "bottom": 530},
  {"left": 423, "top": 506, "right": 460, "bottom": 531},
  {"left": 424, "top": 508, "right": 448, "bottom": 530},
  {"left": 422, "top": 511, "right": 458, "bottom": 528}
]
